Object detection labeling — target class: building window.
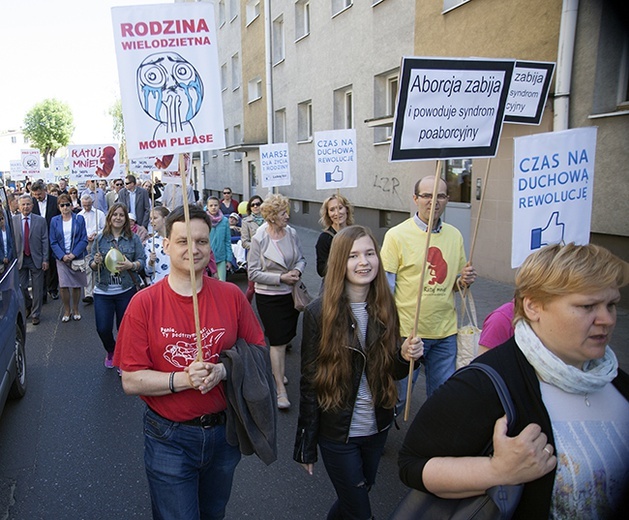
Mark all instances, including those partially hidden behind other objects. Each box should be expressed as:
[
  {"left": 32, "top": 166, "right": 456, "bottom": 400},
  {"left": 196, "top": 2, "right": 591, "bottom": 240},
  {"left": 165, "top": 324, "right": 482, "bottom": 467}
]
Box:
[
  {"left": 229, "top": 0, "right": 238, "bottom": 22},
  {"left": 218, "top": 0, "right": 226, "bottom": 26},
  {"left": 373, "top": 69, "right": 399, "bottom": 142},
  {"left": 295, "top": 0, "right": 310, "bottom": 41},
  {"left": 443, "top": 159, "right": 472, "bottom": 203},
  {"left": 225, "top": 128, "right": 230, "bottom": 147},
  {"left": 246, "top": 0, "right": 261, "bottom": 25},
  {"left": 334, "top": 85, "right": 354, "bottom": 129},
  {"left": 11, "top": 136, "right": 17, "bottom": 144},
  {"left": 619, "top": 36, "right": 629, "bottom": 106},
  {"left": 273, "top": 15, "right": 285, "bottom": 64},
  {"left": 220, "top": 63, "right": 228, "bottom": 91},
  {"left": 231, "top": 53, "right": 240, "bottom": 90},
  {"left": 332, "top": 0, "right": 352, "bottom": 17},
  {"left": 248, "top": 77, "right": 262, "bottom": 103},
  {"left": 234, "top": 124, "right": 242, "bottom": 145},
  {"left": 274, "top": 109, "right": 287, "bottom": 143},
  {"left": 297, "top": 100, "right": 313, "bottom": 142}
]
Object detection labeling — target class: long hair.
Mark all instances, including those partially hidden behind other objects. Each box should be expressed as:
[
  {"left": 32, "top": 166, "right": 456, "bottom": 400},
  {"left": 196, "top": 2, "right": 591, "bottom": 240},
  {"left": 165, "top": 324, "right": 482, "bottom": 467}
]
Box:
[
  {"left": 313, "top": 225, "right": 400, "bottom": 411},
  {"left": 103, "top": 203, "right": 133, "bottom": 239},
  {"left": 318, "top": 194, "right": 355, "bottom": 229}
]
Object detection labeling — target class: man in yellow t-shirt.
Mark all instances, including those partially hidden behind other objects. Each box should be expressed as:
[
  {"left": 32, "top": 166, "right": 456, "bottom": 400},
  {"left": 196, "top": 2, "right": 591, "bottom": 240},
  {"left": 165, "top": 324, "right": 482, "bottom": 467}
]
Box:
[{"left": 381, "top": 176, "right": 476, "bottom": 400}]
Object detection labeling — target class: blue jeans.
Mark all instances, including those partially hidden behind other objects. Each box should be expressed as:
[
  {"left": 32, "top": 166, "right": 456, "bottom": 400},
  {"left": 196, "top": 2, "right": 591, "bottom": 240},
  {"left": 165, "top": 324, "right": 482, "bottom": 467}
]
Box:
[
  {"left": 93, "top": 288, "right": 135, "bottom": 353},
  {"left": 319, "top": 430, "right": 389, "bottom": 520},
  {"left": 143, "top": 408, "right": 241, "bottom": 520},
  {"left": 396, "top": 334, "right": 457, "bottom": 411}
]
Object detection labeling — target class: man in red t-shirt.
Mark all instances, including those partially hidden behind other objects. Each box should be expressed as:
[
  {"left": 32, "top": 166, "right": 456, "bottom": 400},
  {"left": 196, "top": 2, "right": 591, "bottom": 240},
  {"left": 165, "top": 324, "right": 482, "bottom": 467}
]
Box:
[{"left": 115, "top": 205, "right": 265, "bottom": 519}]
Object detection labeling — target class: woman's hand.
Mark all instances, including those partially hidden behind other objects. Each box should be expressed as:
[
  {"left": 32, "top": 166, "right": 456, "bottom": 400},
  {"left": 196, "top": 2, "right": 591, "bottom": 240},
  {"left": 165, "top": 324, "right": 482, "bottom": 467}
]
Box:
[
  {"left": 401, "top": 336, "right": 424, "bottom": 362},
  {"left": 489, "top": 416, "right": 557, "bottom": 486},
  {"left": 62, "top": 253, "right": 75, "bottom": 264},
  {"left": 280, "top": 270, "right": 301, "bottom": 285}
]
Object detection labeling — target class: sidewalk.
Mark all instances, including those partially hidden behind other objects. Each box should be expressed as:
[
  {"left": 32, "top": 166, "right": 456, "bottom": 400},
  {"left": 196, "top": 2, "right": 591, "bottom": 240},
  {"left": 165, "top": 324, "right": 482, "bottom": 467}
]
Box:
[{"left": 291, "top": 225, "right": 629, "bottom": 373}]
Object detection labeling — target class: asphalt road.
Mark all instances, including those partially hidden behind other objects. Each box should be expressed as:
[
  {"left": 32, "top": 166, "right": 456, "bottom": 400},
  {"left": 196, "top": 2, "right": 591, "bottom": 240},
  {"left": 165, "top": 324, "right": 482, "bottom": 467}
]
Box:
[{"left": 1, "top": 224, "right": 627, "bottom": 519}]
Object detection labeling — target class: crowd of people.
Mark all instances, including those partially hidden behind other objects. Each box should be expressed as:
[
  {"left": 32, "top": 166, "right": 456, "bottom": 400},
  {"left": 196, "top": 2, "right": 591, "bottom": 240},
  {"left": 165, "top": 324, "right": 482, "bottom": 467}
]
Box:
[{"left": 5, "top": 174, "right": 627, "bottom": 520}]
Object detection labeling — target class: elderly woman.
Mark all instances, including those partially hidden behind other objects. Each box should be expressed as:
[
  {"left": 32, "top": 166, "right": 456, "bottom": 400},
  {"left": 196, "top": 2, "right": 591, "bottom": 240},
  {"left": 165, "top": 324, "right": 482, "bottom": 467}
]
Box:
[
  {"left": 49, "top": 194, "right": 88, "bottom": 321},
  {"left": 240, "top": 195, "right": 264, "bottom": 302},
  {"left": 315, "top": 194, "right": 354, "bottom": 279},
  {"left": 89, "top": 203, "right": 146, "bottom": 370},
  {"left": 398, "top": 243, "right": 629, "bottom": 519},
  {"left": 248, "top": 193, "right": 306, "bottom": 409}
]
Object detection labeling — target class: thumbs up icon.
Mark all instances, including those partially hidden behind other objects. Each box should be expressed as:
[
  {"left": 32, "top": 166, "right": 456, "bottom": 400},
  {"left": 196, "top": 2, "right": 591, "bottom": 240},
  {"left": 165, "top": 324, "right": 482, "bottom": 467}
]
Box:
[
  {"left": 325, "top": 165, "right": 344, "bottom": 183},
  {"left": 530, "top": 211, "right": 565, "bottom": 250}
]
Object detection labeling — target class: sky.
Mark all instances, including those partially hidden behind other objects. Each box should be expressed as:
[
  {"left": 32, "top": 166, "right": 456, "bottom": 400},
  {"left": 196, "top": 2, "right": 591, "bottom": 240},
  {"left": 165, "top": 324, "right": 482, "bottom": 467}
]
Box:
[{"left": 0, "top": 0, "right": 172, "bottom": 144}]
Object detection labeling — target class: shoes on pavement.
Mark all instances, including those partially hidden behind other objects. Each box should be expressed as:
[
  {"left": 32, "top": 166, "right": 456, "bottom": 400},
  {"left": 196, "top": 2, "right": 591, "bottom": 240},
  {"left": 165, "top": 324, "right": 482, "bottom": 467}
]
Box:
[
  {"left": 82, "top": 296, "right": 93, "bottom": 304},
  {"left": 72, "top": 314, "right": 81, "bottom": 321},
  {"left": 61, "top": 315, "right": 70, "bottom": 323},
  {"left": 104, "top": 352, "right": 114, "bottom": 369},
  {"left": 277, "top": 393, "right": 291, "bottom": 410},
  {"left": 283, "top": 376, "right": 289, "bottom": 385},
  {"left": 32, "top": 317, "right": 40, "bottom": 325},
  {"left": 50, "top": 291, "right": 59, "bottom": 300}
]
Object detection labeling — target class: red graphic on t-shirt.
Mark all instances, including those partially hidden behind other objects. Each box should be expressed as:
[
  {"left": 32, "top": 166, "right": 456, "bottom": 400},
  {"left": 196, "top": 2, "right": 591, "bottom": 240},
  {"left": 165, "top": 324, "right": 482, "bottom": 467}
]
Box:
[{"left": 426, "top": 247, "right": 448, "bottom": 285}]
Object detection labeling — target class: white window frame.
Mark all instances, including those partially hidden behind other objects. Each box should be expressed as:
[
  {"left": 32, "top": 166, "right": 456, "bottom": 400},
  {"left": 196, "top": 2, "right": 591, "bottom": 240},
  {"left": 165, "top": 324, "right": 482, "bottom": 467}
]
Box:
[
  {"left": 220, "top": 63, "right": 228, "bottom": 91},
  {"left": 218, "top": 0, "right": 226, "bottom": 26},
  {"left": 273, "top": 15, "right": 285, "bottom": 65},
  {"left": 245, "top": 0, "right": 261, "bottom": 25},
  {"left": 274, "top": 108, "right": 287, "bottom": 143},
  {"left": 229, "top": 0, "right": 238, "bottom": 22},
  {"left": 295, "top": 0, "right": 311, "bottom": 41},
  {"left": 333, "top": 85, "right": 354, "bottom": 129},
  {"left": 248, "top": 76, "right": 263, "bottom": 103},
  {"left": 443, "top": 0, "right": 472, "bottom": 14},
  {"left": 297, "top": 100, "right": 313, "bottom": 142},
  {"left": 231, "top": 53, "right": 240, "bottom": 91},
  {"left": 332, "top": 0, "right": 353, "bottom": 18}
]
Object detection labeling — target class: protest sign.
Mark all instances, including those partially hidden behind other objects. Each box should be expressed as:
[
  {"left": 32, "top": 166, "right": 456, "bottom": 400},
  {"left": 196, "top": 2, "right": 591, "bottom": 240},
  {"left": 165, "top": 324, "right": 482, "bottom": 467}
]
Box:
[
  {"left": 390, "top": 57, "right": 514, "bottom": 161},
  {"left": 21, "top": 149, "right": 41, "bottom": 178},
  {"left": 512, "top": 127, "right": 597, "bottom": 268},
  {"left": 130, "top": 154, "right": 179, "bottom": 175},
  {"left": 260, "top": 143, "right": 291, "bottom": 188},
  {"left": 11, "top": 160, "right": 25, "bottom": 181},
  {"left": 67, "top": 144, "right": 120, "bottom": 183},
  {"left": 504, "top": 61, "right": 555, "bottom": 125},
  {"left": 315, "top": 129, "right": 357, "bottom": 189},
  {"left": 111, "top": 2, "right": 225, "bottom": 159},
  {"left": 53, "top": 157, "right": 66, "bottom": 172}
]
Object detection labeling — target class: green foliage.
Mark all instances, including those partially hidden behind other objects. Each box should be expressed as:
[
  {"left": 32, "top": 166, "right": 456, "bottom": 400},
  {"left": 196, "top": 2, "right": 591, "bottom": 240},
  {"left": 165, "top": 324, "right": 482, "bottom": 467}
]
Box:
[
  {"left": 23, "top": 99, "right": 74, "bottom": 168},
  {"left": 109, "top": 98, "right": 127, "bottom": 165}
]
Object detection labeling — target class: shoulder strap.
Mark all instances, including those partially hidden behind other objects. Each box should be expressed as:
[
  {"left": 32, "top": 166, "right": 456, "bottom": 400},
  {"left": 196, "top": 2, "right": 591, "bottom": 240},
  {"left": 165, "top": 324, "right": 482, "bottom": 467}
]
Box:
[{"left": 456, "top": 362, "right": 516, "bottom": 436}]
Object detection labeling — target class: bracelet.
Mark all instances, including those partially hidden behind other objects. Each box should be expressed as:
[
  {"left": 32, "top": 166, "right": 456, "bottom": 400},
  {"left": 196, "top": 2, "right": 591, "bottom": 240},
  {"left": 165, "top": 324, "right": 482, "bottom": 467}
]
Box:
[{"left": 168, "top": 371, "right": 176, "bottom": 393}]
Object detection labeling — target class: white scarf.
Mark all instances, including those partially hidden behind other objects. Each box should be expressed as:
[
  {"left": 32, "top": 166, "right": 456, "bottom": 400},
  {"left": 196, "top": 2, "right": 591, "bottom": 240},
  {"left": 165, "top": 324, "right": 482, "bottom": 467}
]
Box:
[{"left": 515, "top": 320, "right": 618, "bottom": 394}]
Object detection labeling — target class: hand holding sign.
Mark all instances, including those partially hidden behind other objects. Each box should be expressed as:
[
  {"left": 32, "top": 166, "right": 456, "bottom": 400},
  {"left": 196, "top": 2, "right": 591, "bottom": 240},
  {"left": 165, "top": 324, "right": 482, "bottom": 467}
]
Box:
[{"left": 325, "top": 165, "right": 344, "bottom": 183}]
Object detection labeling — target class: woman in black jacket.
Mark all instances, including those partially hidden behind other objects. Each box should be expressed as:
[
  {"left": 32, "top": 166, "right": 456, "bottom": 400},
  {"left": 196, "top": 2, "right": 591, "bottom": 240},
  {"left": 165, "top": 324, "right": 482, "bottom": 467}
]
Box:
[{"left": 294, "top": 225, "right": 423, "bottom": 520}]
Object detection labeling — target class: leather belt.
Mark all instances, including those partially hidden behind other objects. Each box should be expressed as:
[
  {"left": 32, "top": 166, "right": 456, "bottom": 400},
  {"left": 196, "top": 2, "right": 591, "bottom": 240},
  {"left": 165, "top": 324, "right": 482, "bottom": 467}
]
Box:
[{"left": 181, "top": 411, "right": 226, "bottom": 428}]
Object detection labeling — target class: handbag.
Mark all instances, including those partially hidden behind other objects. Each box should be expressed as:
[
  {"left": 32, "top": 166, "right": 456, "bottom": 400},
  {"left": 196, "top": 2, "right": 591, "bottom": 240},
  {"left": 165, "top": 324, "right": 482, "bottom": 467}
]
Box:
[
  {"left": 70, "top": 257, "right": 88, "bottom": 272},
  {"left": 389, "top": 363, "right": 523, "bottom": 520},
  {"left": 292, "top": 280, "right": 312, "bottom": 311},
  {"left": 456, "top": 288, "right": 482, "bottom": 369}
]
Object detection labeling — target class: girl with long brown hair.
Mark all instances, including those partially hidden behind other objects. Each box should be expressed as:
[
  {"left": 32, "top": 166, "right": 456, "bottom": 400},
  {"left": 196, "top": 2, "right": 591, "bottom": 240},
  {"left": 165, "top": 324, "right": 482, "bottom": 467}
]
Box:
[{"left": 294, "top": 225, "right": 423, "bottom": 520}]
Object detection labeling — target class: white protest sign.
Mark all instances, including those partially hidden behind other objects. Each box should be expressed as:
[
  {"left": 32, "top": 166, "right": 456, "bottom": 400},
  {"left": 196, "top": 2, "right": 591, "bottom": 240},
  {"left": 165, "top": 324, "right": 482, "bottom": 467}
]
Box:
[
  {"left": 504, "top": 61, "right": 555, "bottom": 125},
  {"left": 512, "top": 127, "right": 597, "bottom": 268},
  {"left": 40, "top": 170, "right": 55, "bottom": 183},
  {"left": 53, "top": 157, "right": 66, "bottom": 172},
  {"left": 315, "top": 129, "right": 357, "bottom": 189},
  {"left": 67, "top": 144, "right": 120, "bottom": 182},
  {"left": 390, "top": 57, "right": 514, "bottom": 161},
  {"left": 11, "top": 160, "right": 25, "bottom": 181},
  {"left": 260, "top": 143, "right": 291, "bottom": 188},
  {"left": 21, "top": 149, "right": 41, "bottom": 177},
  {"left": 112, "top": 2, "right": 225, "bottom": 159},
  {"left": 130, "top": 154, "right": 179, "bottom": 174},
  {"left": 160, "top": 153, "right": 191, "bottom": 184}
]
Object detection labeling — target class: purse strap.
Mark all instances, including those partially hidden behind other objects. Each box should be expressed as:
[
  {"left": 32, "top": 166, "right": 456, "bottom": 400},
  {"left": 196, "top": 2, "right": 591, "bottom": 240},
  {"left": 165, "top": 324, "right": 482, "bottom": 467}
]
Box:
[{"left": 456, "top": 363, "right": 516, "bottom": 447}]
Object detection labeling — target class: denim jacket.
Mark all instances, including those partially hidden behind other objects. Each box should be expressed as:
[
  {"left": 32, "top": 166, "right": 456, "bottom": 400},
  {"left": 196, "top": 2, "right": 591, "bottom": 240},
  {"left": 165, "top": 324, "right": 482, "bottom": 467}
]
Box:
[{"left": 90, "top": 232, "right": 146, "bottom": 292}]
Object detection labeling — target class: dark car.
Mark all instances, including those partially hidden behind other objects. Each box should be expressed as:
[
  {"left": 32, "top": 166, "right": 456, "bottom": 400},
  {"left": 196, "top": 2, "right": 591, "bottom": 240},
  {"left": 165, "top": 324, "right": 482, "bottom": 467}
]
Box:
[{"left": 0, "top": 184, "right": 27, "bottom": 417}]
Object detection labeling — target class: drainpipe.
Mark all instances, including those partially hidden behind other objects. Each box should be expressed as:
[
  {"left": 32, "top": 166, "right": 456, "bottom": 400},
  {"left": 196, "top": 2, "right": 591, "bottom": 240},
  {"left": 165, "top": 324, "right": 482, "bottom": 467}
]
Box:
[
  {"left": 264, "top": 0, "right": 274, "bottom": 144},
  {"left": 554, "top": 0, "right": 579, "bottom": 131}
]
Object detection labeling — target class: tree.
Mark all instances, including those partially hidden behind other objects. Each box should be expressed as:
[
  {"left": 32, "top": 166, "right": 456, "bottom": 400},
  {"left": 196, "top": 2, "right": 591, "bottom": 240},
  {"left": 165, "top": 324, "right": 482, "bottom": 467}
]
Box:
[
  {"left": 109, "top": 98, "right": 127, "bottom": 165},
  {"left": 22, "top": 99, "right": 74, "bottom": 168}
]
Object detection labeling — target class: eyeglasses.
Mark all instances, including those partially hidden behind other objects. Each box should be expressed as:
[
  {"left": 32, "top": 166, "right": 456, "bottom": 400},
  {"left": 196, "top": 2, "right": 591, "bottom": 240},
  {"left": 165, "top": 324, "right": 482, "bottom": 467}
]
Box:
[
  {"left": 125, "top": 181, "right": 134, "bottom": 185},
  {"left": 416, "top": 193, "right": 449, "bottom": 201},
  {"left": 250, "top": 202, "right": 261, "bottom": 207},
  {"left": 223, "top": 191, "right": 231, "bottom": 195},
  {"left": 115, "top": 183, "right": 123, "bottom": 187},
  {"left": 59, "top": 203, "right": 71, "bottom": 208}
]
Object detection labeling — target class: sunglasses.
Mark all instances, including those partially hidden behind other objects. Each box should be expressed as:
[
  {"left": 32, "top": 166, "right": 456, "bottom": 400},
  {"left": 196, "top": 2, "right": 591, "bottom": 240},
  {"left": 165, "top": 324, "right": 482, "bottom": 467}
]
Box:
[
  {"left": 115, "top": 183, "right": 123, "bottom": 187},
  {"left": 223, "top": 191, "right": 231, "bottom": 195},
  {"left": 59, "top": 203, "right": 71, "bottom": 208},
  {"left": 125, "top": 181, "right": 134, "bottom": 185},
  {"left": 250, "top": 202, "right": 261, "bottom": 207}
]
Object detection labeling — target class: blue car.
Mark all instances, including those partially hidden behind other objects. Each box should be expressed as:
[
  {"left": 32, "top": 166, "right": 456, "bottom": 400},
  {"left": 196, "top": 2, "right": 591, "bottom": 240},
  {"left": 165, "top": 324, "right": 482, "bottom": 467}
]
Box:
[{"left": 0, "top": 184, "right": 27, "bottom": 417}]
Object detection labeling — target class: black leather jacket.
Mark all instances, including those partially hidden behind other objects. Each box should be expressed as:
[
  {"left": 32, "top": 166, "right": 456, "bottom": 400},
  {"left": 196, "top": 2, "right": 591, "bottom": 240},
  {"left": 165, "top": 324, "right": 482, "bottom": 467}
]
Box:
[{"left": 293, "top": 298, "right": 412, "bottom": 464}]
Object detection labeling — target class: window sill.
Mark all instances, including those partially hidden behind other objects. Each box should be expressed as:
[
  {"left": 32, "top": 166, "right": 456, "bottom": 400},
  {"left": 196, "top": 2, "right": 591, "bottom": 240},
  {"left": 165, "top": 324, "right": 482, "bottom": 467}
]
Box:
[
  {"left": 588, "top": 109, "right": 629, "bottom": 120},
  {"left": 332, "top": 4, "right": 352, "bottom": 20},
  {"left": 294, "top": 33, "right": 310, "bottom": 44},
  {"left": 297, "top": 138, "right": 313, "bottom": 144}
]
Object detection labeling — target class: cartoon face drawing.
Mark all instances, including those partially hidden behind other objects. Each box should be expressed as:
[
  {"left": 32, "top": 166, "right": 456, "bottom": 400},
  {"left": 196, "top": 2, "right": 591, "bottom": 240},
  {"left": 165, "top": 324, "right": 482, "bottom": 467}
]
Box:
[
  {"left": 426, "top": 247, "right": 448, "bottom": 285},
  {"left": 136, "top": 52, "right": 204, "bottom": 138}
]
